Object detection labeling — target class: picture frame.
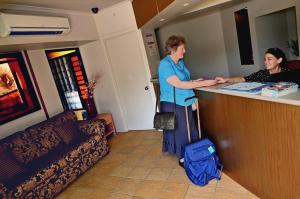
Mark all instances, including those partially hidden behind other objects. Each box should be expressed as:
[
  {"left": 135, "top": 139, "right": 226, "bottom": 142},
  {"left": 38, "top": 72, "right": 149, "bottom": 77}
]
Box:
[{"left": 0, "top": 52, "right": 40, "bottom": 125}]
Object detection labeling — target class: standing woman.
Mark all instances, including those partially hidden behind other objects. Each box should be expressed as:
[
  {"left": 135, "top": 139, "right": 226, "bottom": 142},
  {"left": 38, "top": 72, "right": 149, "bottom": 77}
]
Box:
[{"left": 158, "top": 35, "right": 216, "bottom": 166}]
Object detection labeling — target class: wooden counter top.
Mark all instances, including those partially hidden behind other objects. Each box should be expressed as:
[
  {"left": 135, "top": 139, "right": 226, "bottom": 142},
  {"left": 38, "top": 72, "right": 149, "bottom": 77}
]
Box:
[{"left": 196, "top": 83, "right": 300, "bottom": 106}]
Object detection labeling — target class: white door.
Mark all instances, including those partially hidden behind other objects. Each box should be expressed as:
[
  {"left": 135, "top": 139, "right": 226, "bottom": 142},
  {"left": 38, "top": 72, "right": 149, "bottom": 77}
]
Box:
[{"left": 104, "top": 30, "right": 154, "bottom": 130}]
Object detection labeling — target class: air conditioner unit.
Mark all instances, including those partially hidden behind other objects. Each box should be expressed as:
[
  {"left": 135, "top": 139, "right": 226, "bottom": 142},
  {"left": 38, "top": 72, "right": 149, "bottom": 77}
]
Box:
[{"left": 0, "top": 12, "right": 70, "bottom": 37}]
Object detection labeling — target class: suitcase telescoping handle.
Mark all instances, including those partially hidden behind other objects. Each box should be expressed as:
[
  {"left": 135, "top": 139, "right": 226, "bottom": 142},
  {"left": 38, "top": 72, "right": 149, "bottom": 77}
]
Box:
[{"left": 184, "top": 96, "right": 201, "bottom": 143}]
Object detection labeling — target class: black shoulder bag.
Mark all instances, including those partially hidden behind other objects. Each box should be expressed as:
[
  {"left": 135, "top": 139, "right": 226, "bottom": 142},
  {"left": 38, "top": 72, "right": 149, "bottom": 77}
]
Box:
[{"left": 153, "top": 87, "right": 177, "bottom": 130}]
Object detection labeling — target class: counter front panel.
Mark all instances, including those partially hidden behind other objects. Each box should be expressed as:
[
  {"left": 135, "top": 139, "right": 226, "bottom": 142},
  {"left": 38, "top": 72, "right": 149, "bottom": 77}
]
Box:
[{"left": 197, "top": 90, "right": 300, "bottom": 199}]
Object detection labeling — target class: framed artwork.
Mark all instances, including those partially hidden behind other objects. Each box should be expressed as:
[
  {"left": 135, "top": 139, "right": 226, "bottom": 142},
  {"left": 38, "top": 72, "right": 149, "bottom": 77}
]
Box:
[
  {"left": 45, "top": 48, "right": 89, "bottom": 110},
  {"left": 0, "top": 52, "right": 40, "bottom": 125}
]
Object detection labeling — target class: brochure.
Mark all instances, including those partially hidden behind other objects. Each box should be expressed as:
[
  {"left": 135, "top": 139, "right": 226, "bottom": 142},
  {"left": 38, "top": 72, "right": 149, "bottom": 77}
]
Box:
[
  {"left": 219, "top": 82, "right": 269, "bottom": 95},
  {"left": 261, "top": 82, "right": 298, "bottom": 97}
]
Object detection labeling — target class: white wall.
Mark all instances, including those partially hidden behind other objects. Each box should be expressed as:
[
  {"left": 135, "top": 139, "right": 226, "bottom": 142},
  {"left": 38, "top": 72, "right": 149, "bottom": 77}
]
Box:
[
  {"left": 82, "top": 1, "right": 139, "bottom": 132},
  {"left": 221, "top": 0, "right": 297, "bottom": 76},
  {"left": 0, "top": 110, "right": 46, "bottom": 139},
  {"left": 80, "top": 40, "right": 127, "bottom": 132},
  {"left": 26, "top": 50, "right": 64, "bottom": 116},
  {"left": 156, "top": 10, "right": 229, "bottom": 79},
  {"left": 286, "top": 8, "right": 299, "bottom": 59},
  {"left": 255, "top": 11, "right": 289, "bottom": 65},
  {"left": 141, "top": 29, "right": 161, "bottom": 78},
  {"left": 93, "top": 1, "right": 137, "bottom": 38},
  {"left": 286, "top": 8, "right": 298, "bottom": 41}
]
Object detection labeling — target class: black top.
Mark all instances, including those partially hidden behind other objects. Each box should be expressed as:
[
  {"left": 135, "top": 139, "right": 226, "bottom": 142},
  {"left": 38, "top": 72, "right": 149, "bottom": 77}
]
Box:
[
  {"left": 244, "top": 67, "right": 290, "bottom": 82},
  {"left": 270, "top": 70, "right": 300, "bottom": 86}
]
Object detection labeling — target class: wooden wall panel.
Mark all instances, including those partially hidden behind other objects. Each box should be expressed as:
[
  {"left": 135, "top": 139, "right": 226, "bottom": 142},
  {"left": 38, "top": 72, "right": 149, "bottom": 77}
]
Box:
[
  {"left": 132, "top": 0, "right": 158, "bottom": 28},
  {"left": 132, "top": 0, "right": 174, "bottom": 28},
  {"left": 197, "top": 91, "right": 300, "bottom": 199},
  {"left": 156, "top": 0, "right": 175, "bottom": 12}
]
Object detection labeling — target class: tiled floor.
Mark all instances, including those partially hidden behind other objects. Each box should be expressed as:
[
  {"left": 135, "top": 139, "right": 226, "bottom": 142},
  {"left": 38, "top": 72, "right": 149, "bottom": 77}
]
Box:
[{"left": 56, "top": 130, "right": 259, "bottom": 199}]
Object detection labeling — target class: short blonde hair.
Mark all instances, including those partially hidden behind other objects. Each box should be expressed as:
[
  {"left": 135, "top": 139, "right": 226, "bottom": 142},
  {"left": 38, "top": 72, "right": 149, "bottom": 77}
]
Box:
[{"left": 165, "top": 35, "right": 186, "bottom": 54}]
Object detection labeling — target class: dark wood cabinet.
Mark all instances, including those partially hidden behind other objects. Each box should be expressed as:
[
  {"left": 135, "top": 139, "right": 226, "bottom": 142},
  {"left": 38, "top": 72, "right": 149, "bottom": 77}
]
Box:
[{"left": 132, "top": 0, "right": 174, "bottom": 28}]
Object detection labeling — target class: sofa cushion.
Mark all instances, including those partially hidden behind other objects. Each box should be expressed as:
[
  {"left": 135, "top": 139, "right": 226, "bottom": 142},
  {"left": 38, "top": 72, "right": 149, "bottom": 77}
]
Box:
[
  {"left": 11, "top": 133, "right": 108, "bottom": 199},
  {"left": 54, "top": 120, "right": 83, "bottom": 145},
  {"left": 51, "top": 111, "right": 77, "bottom": 126},
  {"left": 0, "top": 145, "right": 27, "bottom": 184},
  {"left": 78, "top": 119, "right": 106, "bottom": 136},
  {"left": 25, "top": 142, "right": 68, "bottom": 173},
  {"left": 10, "top": 126, "right": 62, "bottom": 164}
]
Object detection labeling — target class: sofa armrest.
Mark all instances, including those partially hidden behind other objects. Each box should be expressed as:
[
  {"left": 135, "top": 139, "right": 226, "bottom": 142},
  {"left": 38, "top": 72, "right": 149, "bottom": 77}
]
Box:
[
  {"left": 0, "top": 183, "right": 9, "bottom": 199},
  {"left": 78, "top": 119, "right": 106, "bottom": 138}
]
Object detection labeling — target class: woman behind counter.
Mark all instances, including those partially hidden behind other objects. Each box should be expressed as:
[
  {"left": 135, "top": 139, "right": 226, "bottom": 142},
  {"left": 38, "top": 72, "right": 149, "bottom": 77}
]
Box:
[
  {"left": 215, "top": 47, "right": 290, "bottom": 83},
  {"left": 158, "top": 35, "right": 216, "bottom": 166}
]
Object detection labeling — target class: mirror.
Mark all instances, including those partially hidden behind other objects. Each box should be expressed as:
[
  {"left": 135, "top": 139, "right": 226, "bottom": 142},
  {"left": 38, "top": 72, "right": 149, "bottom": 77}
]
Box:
[{"left": 255, "top": 7, "right": 299, "bottom": 65}]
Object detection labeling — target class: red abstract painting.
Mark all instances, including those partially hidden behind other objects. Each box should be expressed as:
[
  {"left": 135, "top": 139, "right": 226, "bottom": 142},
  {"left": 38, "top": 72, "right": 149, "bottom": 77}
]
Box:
[{"left": 0, "top": 52, "right": 40, "bottom": 125}]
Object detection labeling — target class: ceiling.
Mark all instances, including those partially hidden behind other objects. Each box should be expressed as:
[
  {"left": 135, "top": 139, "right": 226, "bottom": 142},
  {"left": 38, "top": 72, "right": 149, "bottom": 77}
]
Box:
[
  {"left": 0, "top": 0, "right": 127, "bottom": 13},
  {"left": 143, "top": 0, "right": 236, "bottom": 29},
  {"left": 0, "top": 0, "right": 238, "bottom": 15},
  {"left": 0, "top": 0, "right": 237, "bottom": 29}
]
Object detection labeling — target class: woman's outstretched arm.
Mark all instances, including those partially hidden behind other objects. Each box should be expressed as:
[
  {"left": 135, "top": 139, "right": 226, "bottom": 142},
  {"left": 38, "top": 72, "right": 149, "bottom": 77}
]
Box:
[
  {"left": 215, "top": 76, "right": 245, "bottom": 83},
  {"left": 167, "top": 75, "right": 216, "bottom": 89}
]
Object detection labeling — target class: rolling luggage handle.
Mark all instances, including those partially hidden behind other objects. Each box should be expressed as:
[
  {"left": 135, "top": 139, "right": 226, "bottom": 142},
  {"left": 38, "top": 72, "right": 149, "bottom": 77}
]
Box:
[
  {"left": 184, "top": 96, "right": 224, "bottom": 186},
  {"left": 184, "top": 96, "right": 201, "bottom": 143}
]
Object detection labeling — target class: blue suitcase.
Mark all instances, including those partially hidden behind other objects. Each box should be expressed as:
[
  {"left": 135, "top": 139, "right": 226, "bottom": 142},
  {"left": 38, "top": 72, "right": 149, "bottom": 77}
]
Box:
[{"left": 183, "top": 96, "right": 223, "bottom": 186}]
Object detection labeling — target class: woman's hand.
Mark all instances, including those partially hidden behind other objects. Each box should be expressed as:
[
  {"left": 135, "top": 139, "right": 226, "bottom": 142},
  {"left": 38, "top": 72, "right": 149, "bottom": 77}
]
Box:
[{"left": 215, "top": 77, "right": 228, "bottom": 84}]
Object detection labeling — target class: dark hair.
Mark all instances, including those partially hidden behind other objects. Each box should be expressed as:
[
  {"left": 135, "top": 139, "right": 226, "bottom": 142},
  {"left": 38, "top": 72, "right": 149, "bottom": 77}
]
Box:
[
  {"left": 165, "top": 35, "right": 186, "bottom": 54},
  {"left": 265, "top": 48, "right": 287, "bottom": 68}
]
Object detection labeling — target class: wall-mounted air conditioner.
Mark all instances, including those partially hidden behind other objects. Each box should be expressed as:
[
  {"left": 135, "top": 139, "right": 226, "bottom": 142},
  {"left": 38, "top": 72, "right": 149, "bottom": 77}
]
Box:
[{"left": 0, "top": 12, "right": 70, "bottom": 37}]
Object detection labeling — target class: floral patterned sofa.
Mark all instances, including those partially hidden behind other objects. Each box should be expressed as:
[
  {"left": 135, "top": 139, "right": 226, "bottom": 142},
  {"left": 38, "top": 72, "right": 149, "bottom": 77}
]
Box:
[{"left": 0, "top": 111, "right": 109, "bottom": 199}]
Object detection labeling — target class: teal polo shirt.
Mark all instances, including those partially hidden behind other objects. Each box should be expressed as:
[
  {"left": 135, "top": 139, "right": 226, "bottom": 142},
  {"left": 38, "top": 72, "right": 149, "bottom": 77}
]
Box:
[{"left": 158, "top": 55, "right": 195, "bottom": 106}]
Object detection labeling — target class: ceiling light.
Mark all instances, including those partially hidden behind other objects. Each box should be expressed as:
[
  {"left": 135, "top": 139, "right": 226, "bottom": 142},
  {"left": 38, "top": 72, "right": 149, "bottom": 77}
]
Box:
[
  {"left": 159, "top": 18, "right": 165, "bottom": 22},
  {"left": 183, "top": 3, "right": 189, "bottom": 6}
]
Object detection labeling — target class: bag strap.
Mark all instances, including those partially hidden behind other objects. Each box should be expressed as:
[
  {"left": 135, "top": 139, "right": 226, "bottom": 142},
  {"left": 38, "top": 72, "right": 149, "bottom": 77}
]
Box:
[
  {"left": 156, "top": 57, "right": 180, "bottom": 113},
  {"left": 155, "top": 87, "right": 176, "bottom": 113},
  {"left": 173, "top": 87, "right": 176, "bottom": 111}
]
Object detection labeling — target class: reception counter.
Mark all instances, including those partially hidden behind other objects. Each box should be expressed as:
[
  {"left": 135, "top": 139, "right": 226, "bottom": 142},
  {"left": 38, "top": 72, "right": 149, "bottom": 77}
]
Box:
[
  {"left": 195, "top": 84, "right": 300, "bottom": 199},
  {"left": 197, "top": 83, "right": 300, "bottom": 106}
]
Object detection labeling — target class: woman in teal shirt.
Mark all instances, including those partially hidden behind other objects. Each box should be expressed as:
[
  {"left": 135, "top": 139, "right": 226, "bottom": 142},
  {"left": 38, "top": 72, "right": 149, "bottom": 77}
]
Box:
[{"left": 158, "top": 35, "right": 216, "bottom": 166}]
